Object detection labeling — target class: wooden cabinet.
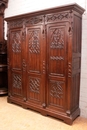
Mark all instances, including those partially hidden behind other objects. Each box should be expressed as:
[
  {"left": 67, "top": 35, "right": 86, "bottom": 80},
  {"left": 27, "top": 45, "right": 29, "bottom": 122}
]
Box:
[{"left": 5, "top": 3, "right": 85, "bottom": 124}]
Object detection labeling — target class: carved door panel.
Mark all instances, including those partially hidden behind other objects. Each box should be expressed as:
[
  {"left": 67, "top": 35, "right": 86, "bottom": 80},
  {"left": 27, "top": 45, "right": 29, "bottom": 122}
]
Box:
[
  {"left": 9, "top": 28, "right": 24, "bottom": 99},
  {"left": 26, "top": 25, "right": 46, "bottom": 107},
  {"left": 46, "top": 22, "right": 68, "bottom": 112}
]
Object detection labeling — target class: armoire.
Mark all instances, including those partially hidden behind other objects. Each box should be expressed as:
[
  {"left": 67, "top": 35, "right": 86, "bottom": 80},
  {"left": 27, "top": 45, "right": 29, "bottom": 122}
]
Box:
[{"left": 5, "top": 3, "right": 85, "bottom": 125}]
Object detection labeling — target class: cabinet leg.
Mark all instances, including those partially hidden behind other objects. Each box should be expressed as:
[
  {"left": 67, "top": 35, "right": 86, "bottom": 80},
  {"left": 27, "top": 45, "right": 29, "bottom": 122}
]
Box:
[
  {"left": 41, "top": 111, "right": 47, "bottom": 116},
  {"left": 64, "top": 119, "right": 73, "bottom": 125}
]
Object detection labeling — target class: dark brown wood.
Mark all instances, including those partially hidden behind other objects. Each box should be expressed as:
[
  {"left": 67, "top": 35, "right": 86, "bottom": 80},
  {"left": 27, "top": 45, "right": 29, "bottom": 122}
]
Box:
[
  {"left": 5, "top": 3, "right": 85, "bottom": 125},
  {"left": 0, "top": 0, "right": 8, "bottom": 95}
]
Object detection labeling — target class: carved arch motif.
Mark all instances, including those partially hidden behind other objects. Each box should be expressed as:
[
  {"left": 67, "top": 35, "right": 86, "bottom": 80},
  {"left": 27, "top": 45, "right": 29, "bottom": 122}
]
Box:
[
  {"left": 50, "top": 28, "right": 64, "bottom": 49},
  {"left": 13, "top": 74, "right": 22, "bottom": 89},
  {"left": 28, "top": 30, "right": 40, "bottom": 53},
  {"left": 12, "top": 32, "right": 21, "bottom": 53},
  {"left": 50, "top": 81, "right": 63, "bottom": 98}
]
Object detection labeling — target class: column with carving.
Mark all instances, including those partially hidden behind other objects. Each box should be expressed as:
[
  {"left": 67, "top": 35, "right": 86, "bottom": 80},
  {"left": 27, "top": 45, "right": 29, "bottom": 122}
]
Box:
[{"left": 0, "top": 0, "right": 8, "bottom": 95}]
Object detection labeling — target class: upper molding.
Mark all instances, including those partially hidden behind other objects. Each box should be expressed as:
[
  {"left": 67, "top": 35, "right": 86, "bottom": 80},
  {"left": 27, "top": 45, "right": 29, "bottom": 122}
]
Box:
[{"left": 5, "top": 3, "right": 85, "bottom": 21}]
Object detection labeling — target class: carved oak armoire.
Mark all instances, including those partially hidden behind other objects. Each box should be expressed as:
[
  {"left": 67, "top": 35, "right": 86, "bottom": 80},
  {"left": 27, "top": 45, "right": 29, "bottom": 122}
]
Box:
[
  {"left": 0, "top": 0, "right": 8, "bottom": 95},
  {"left": 5, "top": 3, "right": 85, "bottom": 124}
]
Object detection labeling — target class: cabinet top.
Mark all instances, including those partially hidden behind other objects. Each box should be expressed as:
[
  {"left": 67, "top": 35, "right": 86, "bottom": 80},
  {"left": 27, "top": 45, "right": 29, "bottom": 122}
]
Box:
[{"left": 5, "top": 3, "right": 85, "bottom": 21}]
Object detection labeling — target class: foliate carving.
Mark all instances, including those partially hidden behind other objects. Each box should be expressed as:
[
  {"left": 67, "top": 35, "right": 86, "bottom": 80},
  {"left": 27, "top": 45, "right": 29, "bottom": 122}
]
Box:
[
  {"left": 13, "top": 74, "right": 22, "bottom": 88},
  {"left": 50, "top": 28, "right": 64, "bottom": 49},
  {"left": 29, "top": 77, "right": 40, "bottom": 93},
  {"left": 46, "top": 12, "right": 69, "bottom": 22},
  {"left": 26, "top": 16, "right": 43, "bottom": 25},
  {"left": 68, "top": 10, "right": 73, "bottom": 36},
  {"left": 12, "top": 32, "right": 21, "bottom": 53},
  {"left": 50, "top": 81, "right": 63, "bottom": 98},
  {"left": 68, "top": 63, "right": 72, "bottom": 77},
  {"left": 50, "top": 56, "right": 64, "bottom": 60},
  {"left": 9, "top": 20, "right": 23, "bottom": 28},
  {"left": 28, "top": 30, "right": 40, "bottom": 53}
]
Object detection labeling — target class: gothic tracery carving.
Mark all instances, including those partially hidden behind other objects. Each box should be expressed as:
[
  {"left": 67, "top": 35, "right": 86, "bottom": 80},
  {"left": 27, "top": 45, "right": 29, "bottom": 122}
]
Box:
[
  {"left": 29, "top": 77, "right": 40, "bottom": 93},
  {"left": 28, "top": 30, "right": 40, "bottom": 53},
  {"left": 50, "top": 81, "right": 63, "bottom": 98},
  {"left": 13, "top": 74, "right": 22, "bottom": 88},
  {"left": 46, "top": 12, "right": 69, "bottom": 22},
  {"left": 50, "top": 28, "right": 64, "bottom": 49},
  {"left": 12, "top": 32, "right": 21, "bottom": 53}
]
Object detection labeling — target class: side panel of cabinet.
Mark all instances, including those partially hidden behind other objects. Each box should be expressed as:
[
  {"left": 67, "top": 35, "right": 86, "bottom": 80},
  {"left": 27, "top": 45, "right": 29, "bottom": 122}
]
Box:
[
  {"left": 26, "top": 25, "right": 46, "bottom": 107},
  {"left": 46, "top": 22, "right": 68, "bottom": 113},
  {"left": 8, "top": 28, "right": 24, "bottom": 100}
]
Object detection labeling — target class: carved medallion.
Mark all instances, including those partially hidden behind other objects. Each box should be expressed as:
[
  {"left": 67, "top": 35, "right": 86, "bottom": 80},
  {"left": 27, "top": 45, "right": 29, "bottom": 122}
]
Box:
[
  {"left": 29, "top": 77, "right": 40, "bottom": 93},
  {"left": 50, "top": 28, "right": 64, "bottom": 49},
  {"left": 50, "top": 81, "right": 63, "bottom": 98},
  {"left": 13, "top": 74, "right": 22, "bottom": 89},
  {"left": 28, "top": 30, "right": 40, "bottom": 53},
  {"left": 12, "top": 32, "right": 21, "bottom": 53}
]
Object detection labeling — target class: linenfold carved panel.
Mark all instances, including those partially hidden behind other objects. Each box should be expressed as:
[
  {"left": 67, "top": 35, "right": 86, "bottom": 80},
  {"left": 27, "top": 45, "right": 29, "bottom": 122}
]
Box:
[
  {"left": 29, "top": 77, "right": 40, "bottom": 93},
  {"left": 50, "top": 81, "right": 63, "bottom": 98},
  {"left": 13, "top": 74, "right": 22, "bottom": 88},
  {"left": 28, "top": 30, "right": 40, "bottom": 53},
  {"left": 11, "top": 31, "right": 21, "bottom": 53},
  {"left": 50, "top": 28, "right": 64, "bottom": 49}
]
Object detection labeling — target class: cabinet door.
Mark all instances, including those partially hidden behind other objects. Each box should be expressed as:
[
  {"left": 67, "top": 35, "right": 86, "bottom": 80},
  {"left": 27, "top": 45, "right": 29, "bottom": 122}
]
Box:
[
  {"left": 26, "top": 25, "right": 46, "bottom": 107},
  {"left": 46, "top": 22, "right": 68, "bottom": 113},
  {"left": 8, "top": 28, "right": 24, "bottom": 99}
]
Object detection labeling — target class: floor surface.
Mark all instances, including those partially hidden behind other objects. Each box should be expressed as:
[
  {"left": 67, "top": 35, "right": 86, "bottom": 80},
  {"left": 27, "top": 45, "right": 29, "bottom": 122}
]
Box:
[{"left": 0, "top": 95, "right": 87, "bottom": 130}]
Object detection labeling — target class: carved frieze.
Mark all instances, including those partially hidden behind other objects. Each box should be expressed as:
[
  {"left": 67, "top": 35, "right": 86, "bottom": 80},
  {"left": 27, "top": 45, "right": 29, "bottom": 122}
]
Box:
[
  {"left": 50, "top": 81, "right": 63, "bottom": 98},
  {"left": 29, "top": 77, "right": 40, "bottom": 93},
  {"left": 50, "top": 28, "right": 64, "bottom": 49},
  {"left": 13, "top": 74, "right": 22, "bottom": 89},
  {"left": 28, "top": 30, "right": 40, "bottom": 53},
  {"left": 11, "top": 31, "right": 21, "bottom": 53},
  {"left": 26, "top": 16, "right": 43, "bottom": 25},
  {"left": 46, "top": 12, "right": 69, "bottom": 22},
  {"left": 9, "top": 20, "right": 23, "bottom": 29}
]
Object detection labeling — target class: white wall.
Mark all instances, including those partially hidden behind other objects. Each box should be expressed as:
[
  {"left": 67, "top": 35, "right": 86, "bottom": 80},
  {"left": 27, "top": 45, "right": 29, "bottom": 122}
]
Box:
[{"left": 4, "top": 0, "right": 87, "bottom": 118}]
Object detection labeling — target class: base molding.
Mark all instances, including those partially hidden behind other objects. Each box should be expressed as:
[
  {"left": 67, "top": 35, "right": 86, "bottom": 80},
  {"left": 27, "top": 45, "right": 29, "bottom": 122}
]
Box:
[{"left": 7, "top": 97, "right": 80, "bottom": 125}]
